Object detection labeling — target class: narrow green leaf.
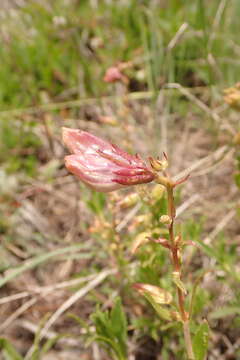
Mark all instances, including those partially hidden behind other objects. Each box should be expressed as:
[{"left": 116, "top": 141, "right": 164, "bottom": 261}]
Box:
[
  {"left": 111, "top": 297, "right": 127, "bottom": 341},
  {"left": 144, "top": 294, "right": 172, "bottom": 321},
  {"left": 91, "top": 299, "right": 127, "bottom": 359},
  {"left": 90, "top": 335, "right": 125, "bottom": 360},
  {"left": 87, "top": 191, "right": 106, "bottom": 215},
  {"left": 110, "top": 297, "right": 127, "bottom": 357},
  {"left": 195, "top": 240, "right": 218, "bottom": 260},
  {"left": 210, "top": 306, "right": 240, "bottom": 319},
  {"left": 68, "top": 313, "right": 90, "bottom": 330},
  {"left": 31, "top": 314, "right": 52, "bottom": 360},
  {"left": 189, "top": 269, "right": 212, "bottom": 319},
  {"left": 235, "top": 173, "right": 240, "bottom": 188},
  {"left": 40, "top": 335, "right": 67, "bottom": 356},
  {"left": 193, "top": 320, "right": 210, "bottom": 360},
  {"left": 0, "top": 338, "right": 23, "bottom": 360},
  {"left": 92, "top": 309, "right": 112, "bottom": 341}
]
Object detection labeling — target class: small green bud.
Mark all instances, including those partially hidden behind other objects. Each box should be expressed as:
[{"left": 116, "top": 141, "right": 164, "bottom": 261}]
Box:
[{"left": 160, "top": 215, "right": 171, "bottom": 224}]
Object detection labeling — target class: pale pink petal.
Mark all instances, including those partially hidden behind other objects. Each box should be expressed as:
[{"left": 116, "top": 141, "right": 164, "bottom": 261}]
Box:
[
  {"left": 62, "top": 128, "right": 112, "bottom": 154},
  {"left": 65, "top": 156, "right": 124, "bottom": 192}
]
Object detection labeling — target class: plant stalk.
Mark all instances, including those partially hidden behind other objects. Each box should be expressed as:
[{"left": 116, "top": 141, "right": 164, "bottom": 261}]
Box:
[{"left": 166, "top": 185, "right": 195, "bottom": 360}]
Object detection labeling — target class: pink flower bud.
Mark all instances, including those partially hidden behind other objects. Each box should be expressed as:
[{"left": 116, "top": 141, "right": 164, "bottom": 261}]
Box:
[
  {"left": 62, "top": 128, "right": 155, "bottom": 192},
  {"left": 103, "top": 66, "right": 125, "bottom": 83}
]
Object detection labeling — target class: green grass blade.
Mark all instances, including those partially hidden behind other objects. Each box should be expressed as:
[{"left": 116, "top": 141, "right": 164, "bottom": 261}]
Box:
[
  {"left": 0, "top": 338, "right": 23, "bottom": 360},
  {"left": 0, "top": 243, "right": 90, "bottom": 288}
]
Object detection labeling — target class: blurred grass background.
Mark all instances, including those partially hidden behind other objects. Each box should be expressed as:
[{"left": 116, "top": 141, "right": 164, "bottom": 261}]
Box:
[
  {"left": 1, "top": 0, "right": 240, "bottom": 175},
  {"left": 0, "top": 0, "right": 240, "bottom": 110},
  {"left": 0, "top": 0, "right": 240, "bottom": 359}
]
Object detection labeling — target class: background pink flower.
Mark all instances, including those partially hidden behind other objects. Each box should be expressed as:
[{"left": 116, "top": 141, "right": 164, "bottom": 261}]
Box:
[{"left": 103, "top": 66, "right": 124, "bottom": 83}]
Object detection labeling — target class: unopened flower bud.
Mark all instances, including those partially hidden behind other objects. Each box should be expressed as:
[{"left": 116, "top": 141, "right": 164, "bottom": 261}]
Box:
[
  {"left": 224, "top": 83, "right": 240, "bottom": 109},
  {"left": 170, "top": 311, "right": 182, "bottom": 321},
  {"left": 134, "top": 214, "right": 152, "bottom": 227},
  {"left": 174, "top": 235, "right": 182, "bottom": 246},
  {"left": 151, "top": 184, "right": 165, "bottom": 201},
  {"left": 119, "top": 193, "right": 139, "bottom": 209},
  {"left": 135, "top": 69, "right": 146, "bottom": 81},
  {"left": 62, "top": 128, "right": 155, "bottom": 192},
  {"left": 160, "top": 215, "right": 171, "bottom": 224},
  {"left": 103, "top": 65, "right": 129, "bottom": 84},
  {"left": 110, "top": 243, "right": 118, "bottom": 251},
  {"left": 149, "top": 157, "right": 168, "bottom": 172},
  {"left": 90, "top": 36, "right": 104, "bottom": 49}
]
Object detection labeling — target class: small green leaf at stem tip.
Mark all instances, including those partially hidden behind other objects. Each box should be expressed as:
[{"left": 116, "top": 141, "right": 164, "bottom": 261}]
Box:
[
  {"left": 193, "top": 320, "right": 210, "bottom": 360},
  {"left": 172, "top": 271, "right": 187, "bottom": 295}
]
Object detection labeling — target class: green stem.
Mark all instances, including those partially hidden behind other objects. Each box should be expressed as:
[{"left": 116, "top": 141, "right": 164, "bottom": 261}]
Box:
[{"left": 183, "top": 321, "right": 195, "bottom": 360}]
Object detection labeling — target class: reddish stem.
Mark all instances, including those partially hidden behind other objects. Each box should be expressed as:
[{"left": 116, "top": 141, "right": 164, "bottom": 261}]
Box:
[{"left": 166, "top": 184, "right": 194, "bottom": 359}]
